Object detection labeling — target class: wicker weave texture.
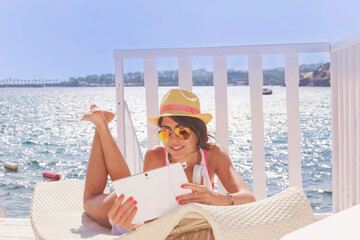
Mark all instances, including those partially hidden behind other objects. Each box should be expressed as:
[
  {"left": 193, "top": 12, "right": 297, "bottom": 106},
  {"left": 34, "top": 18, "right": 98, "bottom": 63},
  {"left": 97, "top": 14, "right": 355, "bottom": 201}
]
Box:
[{"left": 30, "top": 179, "right": 314, "bottom": 240}]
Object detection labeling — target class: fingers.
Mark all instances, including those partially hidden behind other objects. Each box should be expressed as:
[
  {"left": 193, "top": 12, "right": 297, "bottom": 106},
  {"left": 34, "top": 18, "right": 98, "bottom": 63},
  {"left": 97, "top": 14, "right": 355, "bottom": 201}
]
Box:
[
  {"left": 108, "top": 195, "right": 138, "bottom": 229},
  {"left": 181, "top": 183, "right": 206, "bottom": 193},
  {"left": 176, "top": 192, "right": 200, "bottom": 205},
  {"left": 177, "top": 185, "right": 215, "bottom": 205},
  {"left": 113, "top": 196, "right": 134, "bottom": 220},
  {"left": 176, "top": 192, "right": 197, "bottom": 201},
  {"left": 124, "top": 205, "right": 138, "bottom": 227},
  {"left": 114, "top": 199, "right": 137, "bottom": 227},
  {"left": 108, "top": 194, "right": 125, "bottom": 219}
]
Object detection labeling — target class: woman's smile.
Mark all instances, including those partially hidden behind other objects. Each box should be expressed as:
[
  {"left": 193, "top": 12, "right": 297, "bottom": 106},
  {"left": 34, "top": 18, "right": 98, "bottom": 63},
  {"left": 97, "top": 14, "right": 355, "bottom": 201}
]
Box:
[{"left": 170, "top": 145, "right": 184, "bottom": 151}]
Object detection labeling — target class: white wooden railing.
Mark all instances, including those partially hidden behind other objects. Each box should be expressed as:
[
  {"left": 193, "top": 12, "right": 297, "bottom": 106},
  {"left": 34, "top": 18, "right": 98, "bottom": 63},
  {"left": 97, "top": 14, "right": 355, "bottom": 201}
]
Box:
[
  {"left": 330, "top": 31, "right": 360, "bottom": 213},
  {"left": 113, "top": 42, "right": 330, "bottom": 203}
]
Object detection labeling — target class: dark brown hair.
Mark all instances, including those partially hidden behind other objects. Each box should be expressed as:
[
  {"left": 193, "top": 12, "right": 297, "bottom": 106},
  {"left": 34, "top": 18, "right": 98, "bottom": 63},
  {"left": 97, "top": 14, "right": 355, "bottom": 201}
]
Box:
[{"left": 158, "top": 116, "right": 213, "bottom": 150}]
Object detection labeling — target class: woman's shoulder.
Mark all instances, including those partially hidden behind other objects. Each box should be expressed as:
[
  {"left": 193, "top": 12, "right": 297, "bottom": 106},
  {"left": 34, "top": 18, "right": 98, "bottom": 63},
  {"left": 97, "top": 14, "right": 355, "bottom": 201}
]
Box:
[
  {"left": 205, "top": 143, "right": 227, "bottom": 155},
  {"left": 205, "top": 143, "right": 230, "bottom": 166},
  {"left": 144, "top": 145, "right": 165, "bottom": 170}
]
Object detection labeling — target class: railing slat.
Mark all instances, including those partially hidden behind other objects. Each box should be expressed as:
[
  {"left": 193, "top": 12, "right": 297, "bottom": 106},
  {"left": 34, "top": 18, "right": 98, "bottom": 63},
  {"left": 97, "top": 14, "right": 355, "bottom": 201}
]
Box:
[
  {"left": 213, "top": 56, "right": 229, "bottom": 193},
  {"left": 115, "top": 59, "right": 126, "bottom": 155},
  {"left": 144, "top": 58, "right": 160, "bottom": 149},
  {"left": 285, "top": 53, "right": 303, "bottom": 189},
  {"left": 343, "top": 49, "right": 351, "bottom": 209},
  {"left": 248, "top": 55, "right": 267, "bottom": 200},
  {"left": 331, "top": 52, "right": 340, "bottom": 213},
  {"left": 349, "top": 46, "right": 357, "bottom": 206},
  {"left": 178, "top": 57, "right": 193, "bottom": 91},
  {"left": 356, "top": 44, "right": 360, "bottom": 204},
  {"left": 213, "top": 56, "right": 229, "bottom": 153},
  {"left": 338, "top": 50, "right": 345, "bottom": 211}
]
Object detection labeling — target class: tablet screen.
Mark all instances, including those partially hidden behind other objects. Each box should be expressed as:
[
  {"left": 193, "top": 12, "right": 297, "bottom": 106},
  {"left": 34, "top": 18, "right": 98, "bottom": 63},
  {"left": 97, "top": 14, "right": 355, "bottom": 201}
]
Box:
[{"left": 112, "top": 163, "right": 192, "bottom": 223}]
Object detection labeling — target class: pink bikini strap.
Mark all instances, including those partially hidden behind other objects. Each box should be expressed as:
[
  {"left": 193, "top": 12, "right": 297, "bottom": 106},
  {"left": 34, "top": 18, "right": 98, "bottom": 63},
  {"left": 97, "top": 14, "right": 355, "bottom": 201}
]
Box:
[
  {"left": 203, "top": 149, "right": 215, "bottom": 190},
  {"left": 203, "top": 149, "right": 209, "bottom": 172},
  {"left": 162, "top": 147, "right": 167, "bottom": 165}
]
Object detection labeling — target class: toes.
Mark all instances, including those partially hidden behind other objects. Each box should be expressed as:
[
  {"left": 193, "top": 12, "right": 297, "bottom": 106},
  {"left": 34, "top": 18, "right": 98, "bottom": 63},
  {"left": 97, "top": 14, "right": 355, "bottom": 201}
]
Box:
[{"left": 81, "top": 113, "right": 90, "bottom": 121}]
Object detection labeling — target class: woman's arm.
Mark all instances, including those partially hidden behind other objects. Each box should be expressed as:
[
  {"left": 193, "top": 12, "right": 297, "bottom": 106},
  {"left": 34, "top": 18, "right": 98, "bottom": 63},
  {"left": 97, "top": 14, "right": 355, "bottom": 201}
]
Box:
[
  {"left": 178, "top": 144, "right": 255, "bottom": 206},
  {"left": 209, "top": 144, "right": 255, "bottom": 205}
]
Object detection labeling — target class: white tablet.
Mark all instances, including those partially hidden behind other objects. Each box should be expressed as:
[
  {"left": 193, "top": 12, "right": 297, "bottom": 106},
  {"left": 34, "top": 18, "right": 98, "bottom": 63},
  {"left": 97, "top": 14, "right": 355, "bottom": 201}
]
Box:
[{"left": 112, "top": 163, "right": 192, "bottom": 224}]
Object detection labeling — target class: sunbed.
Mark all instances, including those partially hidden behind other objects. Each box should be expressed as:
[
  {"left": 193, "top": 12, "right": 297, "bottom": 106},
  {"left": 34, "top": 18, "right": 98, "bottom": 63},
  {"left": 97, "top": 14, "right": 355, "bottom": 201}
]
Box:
[{"left": 30, "top": 179, "right": 314, "bottom": 239}]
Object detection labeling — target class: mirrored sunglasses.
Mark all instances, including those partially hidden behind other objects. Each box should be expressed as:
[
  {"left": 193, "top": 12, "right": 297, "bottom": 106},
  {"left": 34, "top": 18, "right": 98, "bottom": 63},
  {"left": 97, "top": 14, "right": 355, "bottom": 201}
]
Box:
[{"left": 158, "top": 127, "right": 192, "bottom": 142}]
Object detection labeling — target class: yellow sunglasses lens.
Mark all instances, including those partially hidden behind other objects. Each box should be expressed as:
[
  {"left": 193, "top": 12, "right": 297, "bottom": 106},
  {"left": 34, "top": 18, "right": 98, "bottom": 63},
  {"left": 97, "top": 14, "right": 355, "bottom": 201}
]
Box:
[
  {"left": 158, "top": 130, "right": 171, "bottom": 142},
  {"left": 175, "top": 127, "right": 191, "bottom": 140},
  {"left": 158, "top": 127, "right": 192, "bottom": 142}
]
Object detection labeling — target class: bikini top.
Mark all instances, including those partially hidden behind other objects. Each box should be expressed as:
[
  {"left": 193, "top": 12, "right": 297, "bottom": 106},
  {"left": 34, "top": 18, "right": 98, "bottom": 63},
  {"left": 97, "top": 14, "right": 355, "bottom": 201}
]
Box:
[{"left": 163, "top": 147, "right": 214, "bottom": 190}]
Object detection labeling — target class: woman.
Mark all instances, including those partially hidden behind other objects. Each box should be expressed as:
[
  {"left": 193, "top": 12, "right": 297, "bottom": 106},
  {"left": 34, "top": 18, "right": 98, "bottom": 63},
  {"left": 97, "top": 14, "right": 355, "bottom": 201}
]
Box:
[{"left": 82, "top": 88, "right": 255, "bottom": 234}]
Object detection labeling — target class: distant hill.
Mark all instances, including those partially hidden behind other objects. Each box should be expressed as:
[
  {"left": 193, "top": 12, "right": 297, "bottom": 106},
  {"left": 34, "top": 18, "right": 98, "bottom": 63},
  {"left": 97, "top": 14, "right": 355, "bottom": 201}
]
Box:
[
  {"left": 124, "top": 62, "right": 330, "bottom": 87},
  {"left": 299, "top": 62, "right": 330, "bottom": 86},
  {"left": 0, "top": 62, "right": 330, "bottom": 87}
]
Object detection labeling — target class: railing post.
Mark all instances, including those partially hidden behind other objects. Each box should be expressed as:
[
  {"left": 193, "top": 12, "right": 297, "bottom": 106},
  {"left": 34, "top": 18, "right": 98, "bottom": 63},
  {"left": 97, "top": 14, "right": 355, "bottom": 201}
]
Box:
[
  {"left": 213, "top": 56, "right": 229, "bottom": 193},
  {"left": 330, "top": 52, "right": 340, "bottom": 213},
  {"left": 178, "top": 57, "right": 193, "bottom": 91},
  {"left": 115, "top": 58, "right": 126, "bottom": 155},
  {"left": 144, "top": 58, "right": 160, "bottom": 149},
  {"left": 248, "top": 55, "right": 267, "bottom": 200},
  {"left": 338, "top": 50, "right": 345, "bottom": 211},
  {"left": 349, "top": 46, "right": 357, "bottom": 207},
  {"left": 356, "top": 44, "right": 360, "bottom": 204},
  {"left": 343, "top": 49, "right": 350, "bottom": 209},
  {"left": 213, "top": 56, "right": 229, "bottom": 153},
  {"left": 285, "top": 53, "right": 303, "bottom": 190}
]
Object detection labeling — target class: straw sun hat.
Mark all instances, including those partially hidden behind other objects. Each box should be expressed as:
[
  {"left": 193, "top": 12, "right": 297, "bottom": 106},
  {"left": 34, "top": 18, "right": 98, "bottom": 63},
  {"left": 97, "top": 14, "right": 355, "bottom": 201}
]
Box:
[{"left": 148, "top": 88, "right": 213, "bottom": 126}]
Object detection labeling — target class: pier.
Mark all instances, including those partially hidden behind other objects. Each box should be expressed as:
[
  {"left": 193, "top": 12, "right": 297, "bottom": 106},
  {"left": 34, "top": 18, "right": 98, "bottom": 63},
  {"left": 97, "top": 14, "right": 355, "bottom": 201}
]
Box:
[{"left": 0, "top": 218, "right": 34, "bottom": 239}]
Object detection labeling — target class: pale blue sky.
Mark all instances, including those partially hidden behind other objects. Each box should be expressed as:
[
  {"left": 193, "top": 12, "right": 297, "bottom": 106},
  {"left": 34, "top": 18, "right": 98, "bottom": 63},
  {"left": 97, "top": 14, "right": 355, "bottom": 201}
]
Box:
[{"left": 1, "top": 0, "right": 360, "bottom": 80}]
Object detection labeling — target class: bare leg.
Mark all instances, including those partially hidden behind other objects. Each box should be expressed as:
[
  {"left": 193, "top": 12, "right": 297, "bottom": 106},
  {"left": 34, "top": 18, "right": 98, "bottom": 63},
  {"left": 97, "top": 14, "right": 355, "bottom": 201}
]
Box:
[
  {"left": 83, "top": 105, "right": 131, "bottom": 180},
  {"left": 83, "top": 105, "right": 131, "bottom": 228}
]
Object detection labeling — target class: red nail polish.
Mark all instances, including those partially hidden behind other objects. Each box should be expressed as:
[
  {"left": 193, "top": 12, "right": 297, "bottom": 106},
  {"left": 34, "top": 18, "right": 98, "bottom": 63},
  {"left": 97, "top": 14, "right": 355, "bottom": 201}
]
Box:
[
  {"left": 175, "top": 197, "right": 179, "bottom": 201},
  {"left": 129, "top": 197, "right": 133, "bottom": 201},
  {"left": 120, "top": 194, "right": 124, "bottom": 198},
  {"left": 135, "top": 207, "right": 138, "bottom": 210},
  {"left": 178, "top": 201, "right": 182, "bottom": 204},
  {"left": 181, "top": 185, "right": 184, "bottom": 188},
  {"left": 133, "top": 201, "right": 137, "bottom": 205}
]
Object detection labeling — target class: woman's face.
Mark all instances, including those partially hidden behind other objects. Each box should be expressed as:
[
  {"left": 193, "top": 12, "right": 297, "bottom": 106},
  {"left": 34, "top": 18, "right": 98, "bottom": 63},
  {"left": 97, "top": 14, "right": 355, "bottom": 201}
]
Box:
[{"left": 160, "top": 116, "right": 198, "bottom": 161}]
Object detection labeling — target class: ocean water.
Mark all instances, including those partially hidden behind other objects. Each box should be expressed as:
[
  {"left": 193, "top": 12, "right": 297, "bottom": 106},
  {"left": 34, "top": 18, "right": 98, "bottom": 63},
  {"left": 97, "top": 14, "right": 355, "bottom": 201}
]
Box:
[{"left": 0, "top": 86, "right": 332, "bottom": 218}]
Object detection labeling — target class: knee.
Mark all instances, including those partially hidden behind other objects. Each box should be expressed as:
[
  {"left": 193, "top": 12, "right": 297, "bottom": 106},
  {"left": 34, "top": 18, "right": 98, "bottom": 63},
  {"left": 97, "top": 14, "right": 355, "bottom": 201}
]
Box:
[
  {"left": 83, "top": 193, "right": 96, "bottom": 214},
  {"left": 83, "top": 197, "right": 90, "bottom": 213}
]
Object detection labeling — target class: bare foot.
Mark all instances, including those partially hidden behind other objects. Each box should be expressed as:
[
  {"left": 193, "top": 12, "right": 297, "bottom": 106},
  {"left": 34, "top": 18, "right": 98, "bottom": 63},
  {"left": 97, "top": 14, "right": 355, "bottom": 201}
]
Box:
[{"left": 81, "top": 105, "right": 115, "bottom": 123}]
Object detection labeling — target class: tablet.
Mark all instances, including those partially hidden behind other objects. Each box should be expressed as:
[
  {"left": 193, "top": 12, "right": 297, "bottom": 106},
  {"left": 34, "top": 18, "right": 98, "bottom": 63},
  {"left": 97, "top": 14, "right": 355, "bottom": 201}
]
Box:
[{"left": 112, "top": 163, "right": 192, "bottom": 224}]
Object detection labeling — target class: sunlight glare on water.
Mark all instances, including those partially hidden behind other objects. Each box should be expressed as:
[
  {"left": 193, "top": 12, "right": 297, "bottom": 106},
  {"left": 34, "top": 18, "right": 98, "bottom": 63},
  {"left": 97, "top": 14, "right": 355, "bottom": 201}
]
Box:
[{"left": 0, "top": 86, "right": 332, "bottom": 217}]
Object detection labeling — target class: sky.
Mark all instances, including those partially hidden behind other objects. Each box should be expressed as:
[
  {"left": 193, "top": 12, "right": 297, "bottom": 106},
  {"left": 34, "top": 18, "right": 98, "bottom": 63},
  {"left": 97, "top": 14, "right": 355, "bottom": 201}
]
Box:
[{"left": 1, "top": 0, "right": 360, "bottom": 80}]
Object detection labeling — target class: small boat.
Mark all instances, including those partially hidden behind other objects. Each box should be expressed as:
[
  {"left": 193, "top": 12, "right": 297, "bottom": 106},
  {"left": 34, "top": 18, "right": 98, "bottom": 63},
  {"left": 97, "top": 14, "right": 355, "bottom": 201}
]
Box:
[{"left": 262, "top": 88, "right": 273, "bottom": 95}]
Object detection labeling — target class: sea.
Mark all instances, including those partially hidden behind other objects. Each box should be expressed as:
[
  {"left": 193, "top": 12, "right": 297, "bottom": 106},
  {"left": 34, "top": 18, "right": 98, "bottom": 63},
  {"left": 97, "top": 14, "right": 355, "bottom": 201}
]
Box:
[{"left": 0, "top": 86, "right": 332, "bottom": 218}]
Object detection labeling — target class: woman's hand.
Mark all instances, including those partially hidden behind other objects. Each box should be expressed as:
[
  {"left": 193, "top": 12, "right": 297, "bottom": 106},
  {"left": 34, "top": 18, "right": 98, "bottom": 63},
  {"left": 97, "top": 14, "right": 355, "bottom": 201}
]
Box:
[
  {"left": 108, "top": 195, "right": 144, "bottom": 231},
  {"left": 176, "top": 183, "right": 225, "bottom": 206}
]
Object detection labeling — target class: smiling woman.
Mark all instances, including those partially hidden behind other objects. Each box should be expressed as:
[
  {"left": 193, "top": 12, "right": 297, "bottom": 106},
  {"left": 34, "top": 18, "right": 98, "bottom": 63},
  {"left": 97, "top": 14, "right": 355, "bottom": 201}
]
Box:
[{"left": 81, "top": 88, "right": 255, "bottom": 235}]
